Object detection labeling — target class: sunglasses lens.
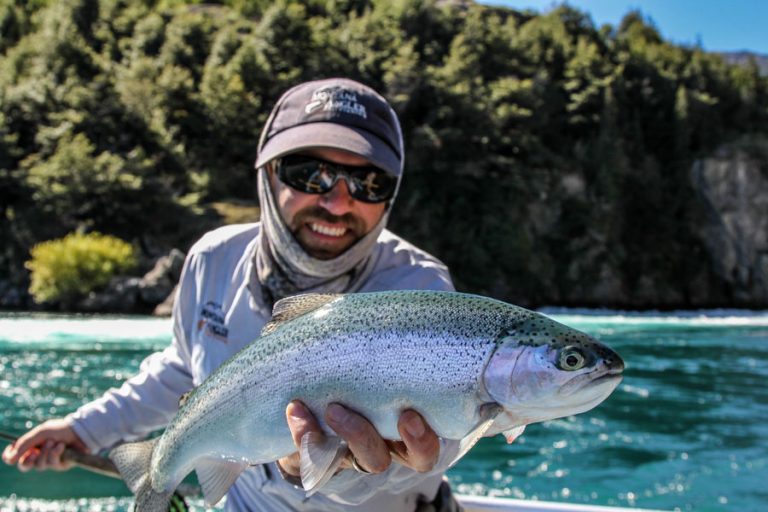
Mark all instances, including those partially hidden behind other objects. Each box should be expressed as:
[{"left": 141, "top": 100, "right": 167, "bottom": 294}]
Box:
[
  {"left": 279, "top": 156, "right": 396, "bottom": 203},
  {"left": 346, "top": 169, "right": 397, "bottom": 203},
  {"left": 279, "top": 157, "right": 328, "bottom": 193}
]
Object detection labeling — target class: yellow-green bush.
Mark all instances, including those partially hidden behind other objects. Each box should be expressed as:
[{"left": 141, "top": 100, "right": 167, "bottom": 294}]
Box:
[{"left": 26, "top": 232, "right": 138, "bottom": 304}]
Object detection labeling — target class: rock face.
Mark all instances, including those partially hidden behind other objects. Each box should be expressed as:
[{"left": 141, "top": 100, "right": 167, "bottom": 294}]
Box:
[{"left": 691, "top": 145, "right": 768, "bottom": 305}]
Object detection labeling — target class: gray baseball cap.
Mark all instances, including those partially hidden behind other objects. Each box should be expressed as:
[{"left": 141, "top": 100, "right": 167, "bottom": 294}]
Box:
[{"left": 255, "top": 78, "right": 403, "bottom": 176}]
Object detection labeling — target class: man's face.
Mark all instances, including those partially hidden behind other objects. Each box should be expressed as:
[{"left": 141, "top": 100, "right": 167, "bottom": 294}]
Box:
[{"left": 268, "top": 148, "right": 388, "bottom": 260}]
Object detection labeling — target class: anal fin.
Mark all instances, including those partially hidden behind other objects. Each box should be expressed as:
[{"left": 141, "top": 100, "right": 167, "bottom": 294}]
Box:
[
  {"left": 195, "top": 459, "right": 248, "bottom": 506},
  {"left": 299, "top": 432, "right": 348, "bottom": 495}
]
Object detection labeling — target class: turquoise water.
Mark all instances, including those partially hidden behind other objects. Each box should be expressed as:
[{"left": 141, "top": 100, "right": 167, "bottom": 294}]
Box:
[{"left": 1, "top": 310, "right": 767, "bottom": 511}]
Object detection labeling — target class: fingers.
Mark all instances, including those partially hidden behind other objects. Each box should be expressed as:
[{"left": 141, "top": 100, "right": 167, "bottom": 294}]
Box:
[
  {"left": 14, "top": 440, "right": 68, "bottom": 472},
  {"left": 325, "top": 403, "right": 390, "bottom": 474},
  {"left": 44, "top": 441, "right": 68, "bottom": 470},
  {"left": 286, "top": 400, "right": 322, "bottom": 447},
  {"left": 3, "top": 426, "right": 48, "bottom": 466},
  {"left": 2, "top": 419, "right": 83, "bottom": 472},
  {"left": 278, "top": 400, "right": 322, "bottom": 477},
  {"left": 1, "top": 443, "right": 15, "bottom": 465},
  {"left": 17, "top": 447, "right": 39, "bottom": 472},
  {"left": 395, "top": 410, "right": 440, "bottom": 472},
  {"left": 277, "top": 402, "right": 440, "bottom": 480}
]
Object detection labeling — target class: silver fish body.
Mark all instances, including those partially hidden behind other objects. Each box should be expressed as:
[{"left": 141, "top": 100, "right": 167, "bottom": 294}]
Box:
[{"left": 110, "top": 290, "right": 624, "bottom": 510}]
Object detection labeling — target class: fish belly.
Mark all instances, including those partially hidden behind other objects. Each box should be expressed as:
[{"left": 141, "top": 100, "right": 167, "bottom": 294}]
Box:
[{"left": 259, "top": 331, "right": 493, "bottom": 441}]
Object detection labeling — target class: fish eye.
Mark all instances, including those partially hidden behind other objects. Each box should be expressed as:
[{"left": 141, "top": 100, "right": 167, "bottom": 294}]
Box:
[{"left": 558, "top": 347, "right": 586, "bottom": 371}]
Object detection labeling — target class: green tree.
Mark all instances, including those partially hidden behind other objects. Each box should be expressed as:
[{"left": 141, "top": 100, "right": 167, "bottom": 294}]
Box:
[{"left": 25, "top": 132, "right": 142, "bottom": 229}]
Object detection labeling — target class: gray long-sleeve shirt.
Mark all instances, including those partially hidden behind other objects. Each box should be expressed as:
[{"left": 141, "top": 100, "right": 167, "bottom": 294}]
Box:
[{"left": 67, "top": 223, "right": 458, "bottom": 511}]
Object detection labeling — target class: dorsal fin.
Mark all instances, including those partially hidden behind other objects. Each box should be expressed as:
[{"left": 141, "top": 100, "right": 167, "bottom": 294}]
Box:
[{"left": 261, "top": 294, "right": 341, "bottom": 336}]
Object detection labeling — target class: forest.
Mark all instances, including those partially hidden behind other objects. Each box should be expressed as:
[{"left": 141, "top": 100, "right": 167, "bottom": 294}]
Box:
[{"left": 1, "top": 0, "right": 767, "bottom": 309}]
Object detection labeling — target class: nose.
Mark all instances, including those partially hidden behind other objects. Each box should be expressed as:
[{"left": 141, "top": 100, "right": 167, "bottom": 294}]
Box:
[
  {"left": 603, "top": 346, "right": 625, "bottom": 372},
  {"left": 318, "top": 179, "right": 355, "bottom": 216}
]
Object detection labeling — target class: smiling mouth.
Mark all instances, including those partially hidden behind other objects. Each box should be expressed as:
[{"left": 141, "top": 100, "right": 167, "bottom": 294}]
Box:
[{"left": 309, "top": 222, "right": 347, "bottom": 237}]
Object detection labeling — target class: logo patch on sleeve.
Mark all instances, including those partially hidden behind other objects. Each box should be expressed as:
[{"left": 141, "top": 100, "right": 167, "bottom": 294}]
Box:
[{"left": 198, "top": 301, "right": 229, "bottom": 342}]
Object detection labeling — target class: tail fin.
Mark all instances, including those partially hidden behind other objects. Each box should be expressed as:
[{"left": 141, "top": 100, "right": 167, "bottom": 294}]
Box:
[{"left": 110, "top": 438, "right": 172, "bottom": 512}]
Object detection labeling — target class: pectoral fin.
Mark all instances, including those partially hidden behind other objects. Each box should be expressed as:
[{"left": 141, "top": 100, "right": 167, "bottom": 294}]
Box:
[
  {"left": 449, "top": 404, "right": 503, "bottom": 467},
  {"left": 299, "top": 431, "right": 348, "bottom": 495},
  {"left": 195, "top": 459, "right": 248, "bottom": 506}
]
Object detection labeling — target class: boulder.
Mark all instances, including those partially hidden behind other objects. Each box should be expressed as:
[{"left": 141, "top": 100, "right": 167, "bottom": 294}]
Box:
[
  {"left": 78, "top": 276, "right": 141, "bottom": 313},
  {"left": 139, "top": 249, "right": 185, "bottom": 306},
  {"left": 153, "top": 284, "right": 178, "bottom": 317},
  {"left": 0, "top": 279, "right": 31, "bottom": 309}
]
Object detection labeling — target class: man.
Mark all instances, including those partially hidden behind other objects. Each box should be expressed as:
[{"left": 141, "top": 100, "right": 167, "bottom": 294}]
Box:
[{"left": 3, "top": 78, "right": 461, "bottom": 510}]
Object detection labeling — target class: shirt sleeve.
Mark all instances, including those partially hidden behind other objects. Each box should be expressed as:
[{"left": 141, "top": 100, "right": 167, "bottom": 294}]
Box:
[{"left": 66, "top": 253, "right": 199, "bottom": 453}]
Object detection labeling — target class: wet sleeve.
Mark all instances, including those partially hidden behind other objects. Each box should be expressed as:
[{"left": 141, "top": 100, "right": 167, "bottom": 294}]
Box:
[{"left": 65, "top": 253, "right": 199, "bottom": 453}]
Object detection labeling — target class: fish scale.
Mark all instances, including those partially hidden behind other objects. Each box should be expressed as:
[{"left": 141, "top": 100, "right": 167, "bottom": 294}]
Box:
[{"left": 110, "top": 290, "right": 624, "bottom": 511}]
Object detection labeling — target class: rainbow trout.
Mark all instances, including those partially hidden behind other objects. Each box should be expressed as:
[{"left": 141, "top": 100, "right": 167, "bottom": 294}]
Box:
[{"left": 110, "top": 291, "right": 624, "bottom": 511}]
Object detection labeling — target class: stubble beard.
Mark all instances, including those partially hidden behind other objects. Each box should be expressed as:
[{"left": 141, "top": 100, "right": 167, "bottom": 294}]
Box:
[{"left": 290, "top": 206, "right": 368, "bottom": 260}]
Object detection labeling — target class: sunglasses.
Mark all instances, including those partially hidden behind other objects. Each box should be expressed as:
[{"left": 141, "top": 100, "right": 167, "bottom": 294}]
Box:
[{"left": 276, "top": 155, "right": 397, "bottom": 204}]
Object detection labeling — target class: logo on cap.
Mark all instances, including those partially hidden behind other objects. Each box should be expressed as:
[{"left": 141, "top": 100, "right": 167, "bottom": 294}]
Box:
[{"left": 304, "top": 86, "right": 367, "bottom": 119}]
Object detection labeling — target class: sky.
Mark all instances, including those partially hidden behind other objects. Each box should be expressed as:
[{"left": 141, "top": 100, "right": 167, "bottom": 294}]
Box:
[{"left": 482, "top": 0, "right": 768, "bottom": 54}]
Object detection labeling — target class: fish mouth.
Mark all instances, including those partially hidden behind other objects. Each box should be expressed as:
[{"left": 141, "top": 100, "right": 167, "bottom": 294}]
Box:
[
  {"left": 500, "top": 371, "right": 622, "bottom": 425},
  {"left": 591, "top": 369, "right": 623, "bottom": 385},
  {"left": 558, "top": 368, "right": 623, "bottom": 398}
]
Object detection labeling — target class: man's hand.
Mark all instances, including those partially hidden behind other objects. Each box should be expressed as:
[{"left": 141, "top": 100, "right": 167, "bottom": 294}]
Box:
[
  {"left": 278, "top": 400, "right": 440, "bottom": 478},
  {"left": 2, "top": 419, "right": 87, "bottom": 472}
]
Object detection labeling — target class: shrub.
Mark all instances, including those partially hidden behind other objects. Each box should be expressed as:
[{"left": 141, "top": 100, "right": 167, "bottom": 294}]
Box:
[{"left": 26, "top": 232, "right": 137, "bottom": 304}]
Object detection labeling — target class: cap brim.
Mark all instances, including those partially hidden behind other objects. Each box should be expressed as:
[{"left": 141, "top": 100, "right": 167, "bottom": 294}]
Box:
[{"left": 255, "top": 122, "right": 401, "bottom": 176}]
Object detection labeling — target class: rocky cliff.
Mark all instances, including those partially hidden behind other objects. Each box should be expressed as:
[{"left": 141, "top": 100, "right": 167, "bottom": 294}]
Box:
[{"left": 691, "top": 142, "right": 768, "bottom": 305}]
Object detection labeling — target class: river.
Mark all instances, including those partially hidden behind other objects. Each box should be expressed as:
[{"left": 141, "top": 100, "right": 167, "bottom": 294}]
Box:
[{"left": 1, "top": 310, "right": 766, "bottom": 511}]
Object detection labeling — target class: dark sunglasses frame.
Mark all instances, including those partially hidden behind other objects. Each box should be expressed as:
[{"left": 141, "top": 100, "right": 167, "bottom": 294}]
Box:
[{"left": 276, "top": 155, "right": 397, "bottom": 204}]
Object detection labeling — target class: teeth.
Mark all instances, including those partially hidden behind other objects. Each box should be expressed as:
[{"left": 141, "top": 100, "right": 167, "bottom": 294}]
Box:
[{"left": 310, "top": 223, "right": 346, "bottom": 237}]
